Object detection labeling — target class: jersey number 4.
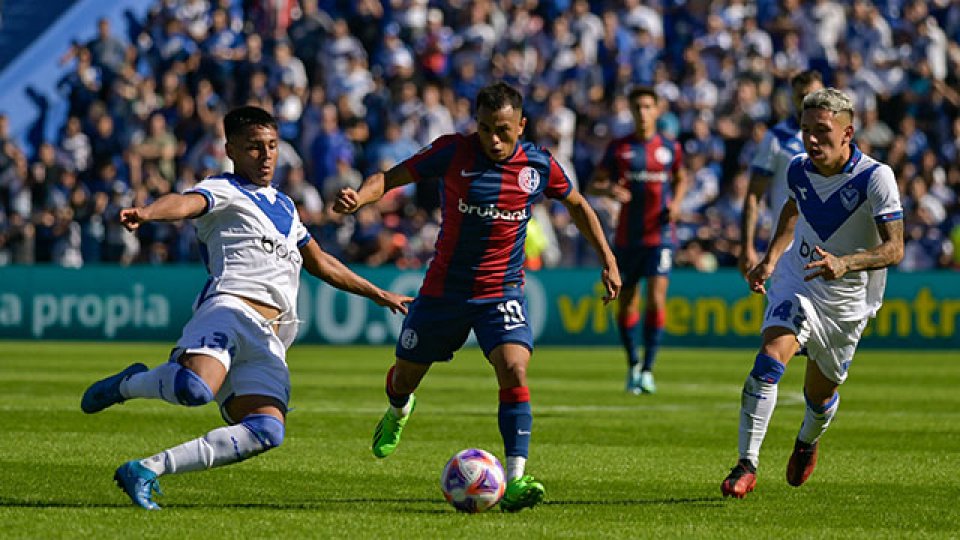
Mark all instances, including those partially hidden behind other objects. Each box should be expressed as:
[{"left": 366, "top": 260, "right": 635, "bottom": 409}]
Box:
[{"left": 767, "top": 300, "right": 806, "bottom": 328}]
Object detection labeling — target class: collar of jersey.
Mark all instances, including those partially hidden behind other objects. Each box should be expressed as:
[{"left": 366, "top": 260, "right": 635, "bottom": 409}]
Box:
[
  {"left": 804, "top": 143, "right": 862, "bottom": 176},
  {"left": 221, "top": 172, "right": 272, "bottom": 191}
]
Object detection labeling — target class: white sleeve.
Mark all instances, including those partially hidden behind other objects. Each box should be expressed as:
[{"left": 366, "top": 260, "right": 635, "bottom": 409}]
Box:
[
  {"left": 749, "top": 131, "right": 778, "bottom": 177},
  {"left": 293, "top": 212, "right": 311, "bottom": 248},
  {"left": 784, "top": 155, "right": 805, "bottom": 201},
  {"left": 867, "top": 164, "right": 903, "bottom": 221},
  {"left": 185, "top": 177, "right": 235, "bottom": 215}
]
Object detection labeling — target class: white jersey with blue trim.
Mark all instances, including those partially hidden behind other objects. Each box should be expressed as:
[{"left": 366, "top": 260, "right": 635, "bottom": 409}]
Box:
[
  {"left": 777, "top": 145, "right": 902, "bottom": 321},
  {"left": 750, "top": 117, "right": 805, "bottom": 227},
  {"left": 185, "top": 173, "right": 311, "bottom": 318}
]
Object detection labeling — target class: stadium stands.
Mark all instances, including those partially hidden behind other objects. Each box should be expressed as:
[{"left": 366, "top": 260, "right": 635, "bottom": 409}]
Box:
[{"left": 0, "top": 0, "right": 957, "bottom": 271}]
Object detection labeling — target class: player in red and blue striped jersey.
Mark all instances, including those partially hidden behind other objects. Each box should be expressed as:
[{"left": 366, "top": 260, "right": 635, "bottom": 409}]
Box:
[
  {"left": 334, "top": 82, "right": 621, "bottom": 512},
  {"left": 588, "top": 86, "right": 688, "bottom": 395}
]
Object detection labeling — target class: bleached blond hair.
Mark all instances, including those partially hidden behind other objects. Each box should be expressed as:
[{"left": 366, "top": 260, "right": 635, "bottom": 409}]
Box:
[{"left": 802, "top": 88, "right": 855, "bottom": 119}]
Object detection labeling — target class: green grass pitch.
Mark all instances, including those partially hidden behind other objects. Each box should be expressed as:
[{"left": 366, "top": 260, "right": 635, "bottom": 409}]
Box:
[{"left": 0, "top": 341, "right": 958, "bottom": 538}]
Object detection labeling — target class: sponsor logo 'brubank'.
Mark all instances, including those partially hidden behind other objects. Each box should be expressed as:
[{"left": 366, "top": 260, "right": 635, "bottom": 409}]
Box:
[
  {"left": 458, "top": 199, "right": 529, "bottom": 221},
  {"left": 627, "top": 171, "right": 669, "bottom": 183}
]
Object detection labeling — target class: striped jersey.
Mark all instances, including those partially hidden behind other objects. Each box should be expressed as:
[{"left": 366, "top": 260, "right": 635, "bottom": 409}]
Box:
[
  {"left": 402, "top": 133, "right": 573, "bottom": 299},
  {"left": 598, "top": 132, "right": 682, "bottom": 248},
  {"left": 750, "top": 116, "right": 806, "bottom": 227},
  {"left": 186, "top": 173, "right": 311, "bottom": 319},
  {"left": 777, "top": 145, "right": 902, "bottom": 320}
]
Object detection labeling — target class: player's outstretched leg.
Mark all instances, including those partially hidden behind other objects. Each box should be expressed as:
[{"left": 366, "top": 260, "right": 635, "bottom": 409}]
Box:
[
  {"left": 372, "top": 394, "right": 416, "bottom": 458},
  {"left": 114, "top": 460, "right": 163, "bottom": 510},
  {"left": 786, "top": 439, "right": 819, "bottom": 487},
  {"left": 81, "top": 363, "right": 148, "bottom": 413},
  {"left": 720, "top": 459, "right": 757, "bottom": 499},
  {"left": 500, "top": 474, "right": 545, "bottom": 512},
  {"left": 114, "top": 413, "right": 284, "bottom": 509}
]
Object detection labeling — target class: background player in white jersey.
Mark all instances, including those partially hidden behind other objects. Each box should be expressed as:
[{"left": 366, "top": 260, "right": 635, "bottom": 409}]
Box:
[
  {"left": 721, "top": 88, "right": 904, "bottom": 498},
  {"left": 738, "top": 70, "right": 823, "bottom": 276},
  {"left": 80, "top": 106, "right": 412, "bottom": 510}
]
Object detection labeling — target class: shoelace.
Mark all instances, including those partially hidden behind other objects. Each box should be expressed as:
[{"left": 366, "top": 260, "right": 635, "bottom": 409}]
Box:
[{"left": 141, "top": 477, "right": 163, "bottom": 497}]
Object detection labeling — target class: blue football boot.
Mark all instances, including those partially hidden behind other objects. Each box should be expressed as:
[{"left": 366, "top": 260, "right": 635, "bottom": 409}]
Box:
[
  {"left": 81, "top": 363, "right": 148, "bottom": 413},
  {"left": 114, "top": 460, "right": 163, "bottom": 510}
]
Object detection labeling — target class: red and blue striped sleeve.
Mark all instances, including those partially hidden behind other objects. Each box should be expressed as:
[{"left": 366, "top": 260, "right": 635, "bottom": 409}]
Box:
[
  {"left": 545, "top": 156, "right": 574, "bottom": 199},
  {"left": 401, "top": 134, "right": 461, "bottom": 182}
]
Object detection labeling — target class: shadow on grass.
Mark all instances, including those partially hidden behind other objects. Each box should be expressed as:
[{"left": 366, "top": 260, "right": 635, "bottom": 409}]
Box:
[
  {"left": 0, "top": 496, "right": 721, "bottom": 510},
  {"left": 545, "top": 497, "right": 722, "bottom": 507}
]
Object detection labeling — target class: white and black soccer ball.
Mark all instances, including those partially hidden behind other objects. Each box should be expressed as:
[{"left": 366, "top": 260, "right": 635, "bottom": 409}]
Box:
[{"left": 439, "top": 448, "right": 506, "bottom": 513}]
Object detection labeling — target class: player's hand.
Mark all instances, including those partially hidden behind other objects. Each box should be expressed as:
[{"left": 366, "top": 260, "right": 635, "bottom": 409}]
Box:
[
  {"left": 375, "top": 290, "right": 414, "bottom": 315},
  {"left": 665, "top": 201, "right": 681, "bottom": 224},
  {"left": 738, "top": 247, "right": 758, "bottom": 278},
  {"left": 600, "top": 265, "right": 622, "bottom": 305},
  {"left": 333, "top": 188, "right": 361, "bottom": 214},
  {"left": 119, "top": 207, "right": 148, "bottom": 231},
  {"left": 804, "top": 246, "right": 848, "bottom": 281},
  {"left": 746, "top": 260, "right": 775, "bottom": 295},
  {"left": 610, "top": 184, "right": 632, "bottom": 204}
]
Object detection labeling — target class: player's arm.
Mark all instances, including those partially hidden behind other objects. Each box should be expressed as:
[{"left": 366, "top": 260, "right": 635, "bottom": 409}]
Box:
[
  {"left": 119, "top": 192, "right": 208, "bottom": 231},
  {"left": 667, "top": 166, "right": 690, "bottom": 223},
  {"left": 560, "top": 189, "right": 621, "bottom": 303},
  {"left": 333, "top": 164, "right": 415, "bottom": 214},
  {"left": 738, "top": 171, "right": 772, "bottom": 276},
  {"left": 299, "top": 238, "right": 412, "bottom": 313},
  {"left": 804, "top": 219, "right": 904, "bottom": 282},
  {"left": 747, "top": 198, "right": 798, "bottom": 295}
]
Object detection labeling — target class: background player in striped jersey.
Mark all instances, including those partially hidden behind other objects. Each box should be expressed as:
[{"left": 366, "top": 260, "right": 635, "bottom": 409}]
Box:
[
  {"left": 721, "top": 88, "right": 904, "bottom": 498},
  {"left": 588, "top": 86, "right": 688, "bottom": 395},
  {"left": 80, "top": 106, "right": 412, "bottom": 510},
  {"left": 739, "top": 70, "right": 824, "bottom": 277},
  {"left": 334, "top": 82, "right": 621, "bottom": 512}
]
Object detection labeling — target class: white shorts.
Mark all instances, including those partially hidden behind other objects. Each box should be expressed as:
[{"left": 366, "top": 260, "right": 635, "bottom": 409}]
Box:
[
  {"left": 172, "top": 294, "right": 293, "bottom": 419},
  {"left": 761, "top": 283, "right": 867, "bottom": 385}
]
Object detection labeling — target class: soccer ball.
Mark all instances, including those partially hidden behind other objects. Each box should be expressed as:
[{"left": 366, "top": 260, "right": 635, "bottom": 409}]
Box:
[{"left": 439, "top": 448, "right": 506, "bottom": 513}]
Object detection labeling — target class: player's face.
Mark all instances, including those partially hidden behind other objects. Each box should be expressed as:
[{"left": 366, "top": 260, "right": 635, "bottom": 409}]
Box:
[
  {"left": 629, "top": 94, "right": 659, "bottom": 137},
  {"left": 476, "top": 104, "right": 526, "bottom": 162},
  {"left": 226, "top": 124, "right": 279, "bottom": 186},
  {"left": 800, "top": 108, "right": 854, "bottom": 174}
]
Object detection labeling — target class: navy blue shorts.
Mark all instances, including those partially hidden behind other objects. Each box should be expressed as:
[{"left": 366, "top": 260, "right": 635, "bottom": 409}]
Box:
[
  {"left": 395, "top": 294, "right": 534, "bottom": 364},
  {"left": 615, "top": 245, "right": 673, "bottom": 286}
]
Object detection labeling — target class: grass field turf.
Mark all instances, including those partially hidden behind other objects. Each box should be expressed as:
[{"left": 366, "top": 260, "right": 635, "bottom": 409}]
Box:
[{"left": 0, "top": 341, "right": 957, "bottom": 539}]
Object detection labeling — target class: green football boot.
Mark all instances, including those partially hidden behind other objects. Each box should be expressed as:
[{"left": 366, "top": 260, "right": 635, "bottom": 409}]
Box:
[
  {"left": 500, "top": 475, "right": 545, "bottom": 512},
  {"left": 372, "top": 394, "right": 416, "bottom": 458}
]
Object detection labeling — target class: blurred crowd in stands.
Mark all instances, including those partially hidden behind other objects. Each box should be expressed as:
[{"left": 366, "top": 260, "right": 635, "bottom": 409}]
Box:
[{"left": 1, "top": 0, "right": 959, "bottom": 271}]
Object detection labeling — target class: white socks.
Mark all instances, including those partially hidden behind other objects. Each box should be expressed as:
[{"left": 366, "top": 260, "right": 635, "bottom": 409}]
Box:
[
  {"left": 505, "top": 456, "right": 526, "bottom": 481},
  {"left": 798, "top": 393, "right": 839, "bottom": 444},
  {"left": 738, "top": 375, "right": 779, "bottom": 468},
  {"left": 140, "top": 423, "right": 271, "bottom": 476},
  {"left": 389, "top": 396, "right": 414, "bottom": 418},
  {"left": 120, "top": 362, "right": 181, "bottom": 404}
]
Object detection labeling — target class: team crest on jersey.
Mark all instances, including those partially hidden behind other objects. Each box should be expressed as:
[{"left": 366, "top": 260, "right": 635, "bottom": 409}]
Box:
[
  {"left": 840, "top": 183, "right": 860, "bottom": 211},
  {"left": 654, "top": 146, "right": 673, "bottom": 165},
  {"left": 400, "top": 329, "right": 418, "bottom": 349},
  {"left": 518, "top": 167, "right": 540, "bottom": 194}
]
